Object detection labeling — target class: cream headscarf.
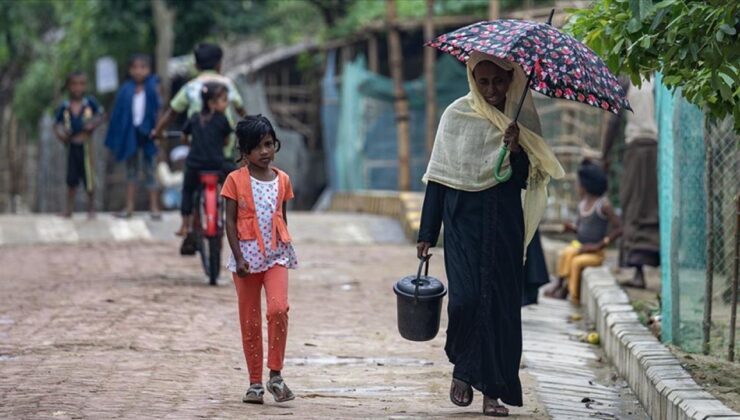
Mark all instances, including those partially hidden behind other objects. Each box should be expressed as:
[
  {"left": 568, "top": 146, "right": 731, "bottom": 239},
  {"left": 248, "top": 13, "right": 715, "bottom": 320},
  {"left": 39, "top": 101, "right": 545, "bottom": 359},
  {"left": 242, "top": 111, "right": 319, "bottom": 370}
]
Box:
[{"left": 423, "top": 51, "right": 565, "bottom": 248}]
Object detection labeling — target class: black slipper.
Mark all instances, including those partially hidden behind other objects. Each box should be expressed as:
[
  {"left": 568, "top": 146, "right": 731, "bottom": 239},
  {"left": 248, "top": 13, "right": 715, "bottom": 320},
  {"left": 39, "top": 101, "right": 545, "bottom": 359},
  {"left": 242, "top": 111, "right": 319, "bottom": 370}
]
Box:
[{"left": 450, "top": 378, "right": 473, "bottom": 407}]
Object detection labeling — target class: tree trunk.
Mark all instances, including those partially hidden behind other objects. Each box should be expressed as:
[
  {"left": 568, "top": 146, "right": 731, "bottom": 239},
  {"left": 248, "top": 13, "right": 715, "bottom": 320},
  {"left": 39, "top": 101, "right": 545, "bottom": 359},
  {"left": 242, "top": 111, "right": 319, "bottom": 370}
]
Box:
[
  {"left": 424, "top": 0, "right": 436, "bottom": 155},
  {"left": 488, "top": 0, "right": 500, "bottom": 20},
  {"left": 386, "top": 0, "right": 411, "bottom": 191},
  {"left": 152, "top": 0, "right": 175, "bottom": 100},
  {"left": 368, "top": 35, "right": 379, "bottom": 74}
]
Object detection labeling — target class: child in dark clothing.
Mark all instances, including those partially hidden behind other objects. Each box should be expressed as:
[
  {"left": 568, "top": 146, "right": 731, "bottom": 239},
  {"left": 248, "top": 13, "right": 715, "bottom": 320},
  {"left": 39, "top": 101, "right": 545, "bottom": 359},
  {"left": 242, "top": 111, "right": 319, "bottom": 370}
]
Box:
[
  {"left": 546, "top": 160, "right": 623, "bottom": 303},
  {"left": 53, "top": 71, "right": 104, "bottom": 219},
  {"left": 105, "top": 54, "right": 162, "bottom": 219},
  {"left": 177, "top": 81, "right": 232, "bottom": 236}
]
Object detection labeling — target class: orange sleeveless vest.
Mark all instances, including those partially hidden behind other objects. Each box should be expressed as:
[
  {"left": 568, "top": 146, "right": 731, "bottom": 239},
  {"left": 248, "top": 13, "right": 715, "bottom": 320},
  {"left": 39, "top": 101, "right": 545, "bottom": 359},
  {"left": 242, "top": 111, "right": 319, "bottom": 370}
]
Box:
[{"left": 231, "top": 166, "right": 292, "bottom": 255}]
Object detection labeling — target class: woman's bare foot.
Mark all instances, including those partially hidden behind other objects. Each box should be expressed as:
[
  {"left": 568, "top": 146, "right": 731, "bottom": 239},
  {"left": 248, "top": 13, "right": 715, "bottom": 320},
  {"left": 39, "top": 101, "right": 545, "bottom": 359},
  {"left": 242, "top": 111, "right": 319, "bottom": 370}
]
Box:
[
  {"left": 544, "top": 277, "right": 564, "bottom": 297},
  {"left": 175, "top": 224, "right": 189, "bottom": 237},
  {"left": 623, "top": 267, "right": 646, "bottom": 288},
  {"left": 483, "top": 396, "right": 509, "bottom": 417}
]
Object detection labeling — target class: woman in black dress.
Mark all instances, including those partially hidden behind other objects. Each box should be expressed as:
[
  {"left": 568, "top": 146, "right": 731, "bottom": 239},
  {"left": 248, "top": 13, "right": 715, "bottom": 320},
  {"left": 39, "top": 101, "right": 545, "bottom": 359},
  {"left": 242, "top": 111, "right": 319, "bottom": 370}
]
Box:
[{"left": 417, "top": 52, "right": 563, "bottom": 416}]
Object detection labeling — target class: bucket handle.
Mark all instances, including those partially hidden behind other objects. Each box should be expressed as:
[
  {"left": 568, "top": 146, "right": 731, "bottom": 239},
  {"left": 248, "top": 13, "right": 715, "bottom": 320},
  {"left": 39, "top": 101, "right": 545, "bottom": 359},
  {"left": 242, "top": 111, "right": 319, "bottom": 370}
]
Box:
[{"left": 414, "top": 254, "right": 432, "bottom": 301}]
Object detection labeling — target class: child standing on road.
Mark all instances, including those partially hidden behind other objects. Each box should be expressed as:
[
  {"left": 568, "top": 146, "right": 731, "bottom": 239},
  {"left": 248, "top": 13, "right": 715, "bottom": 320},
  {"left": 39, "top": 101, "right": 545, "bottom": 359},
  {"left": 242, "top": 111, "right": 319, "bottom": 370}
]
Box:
[
  {"left": 222, "top": 115, "right": 297, "bottom": 405},
  {"left": 547, "top": 160, "right": 622, "bottom": 303},
  {"left": 105, "top": 54, "right": 162, "bottom": 219},
  {"left": 177, "top": 82, "right": 232, "bottom": 237},
  {"left": 53, "top": 71, "right": 104, "bottom": 219}
]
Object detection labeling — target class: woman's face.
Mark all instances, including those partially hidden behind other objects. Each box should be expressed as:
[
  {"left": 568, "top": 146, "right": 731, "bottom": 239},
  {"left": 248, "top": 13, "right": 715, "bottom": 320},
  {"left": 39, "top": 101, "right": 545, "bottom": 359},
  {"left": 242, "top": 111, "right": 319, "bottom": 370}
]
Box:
[{"left": 473, "top": 61, "right": 513, "bottom": 109}]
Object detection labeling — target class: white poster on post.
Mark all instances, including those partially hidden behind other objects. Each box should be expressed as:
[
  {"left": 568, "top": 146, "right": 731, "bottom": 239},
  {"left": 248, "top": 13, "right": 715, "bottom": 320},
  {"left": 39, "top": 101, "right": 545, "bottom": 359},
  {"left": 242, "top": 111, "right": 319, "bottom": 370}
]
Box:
[{"left": 96, "top": 56, "right": 118, "bottom": 94}]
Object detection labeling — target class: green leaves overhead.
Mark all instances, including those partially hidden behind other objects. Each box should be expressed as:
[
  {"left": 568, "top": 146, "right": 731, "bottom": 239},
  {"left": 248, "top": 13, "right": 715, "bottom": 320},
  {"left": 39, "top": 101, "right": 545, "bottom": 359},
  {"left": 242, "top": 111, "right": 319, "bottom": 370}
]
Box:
[{"left": 566, "top": 0, "right": 740, "bottom": 132}]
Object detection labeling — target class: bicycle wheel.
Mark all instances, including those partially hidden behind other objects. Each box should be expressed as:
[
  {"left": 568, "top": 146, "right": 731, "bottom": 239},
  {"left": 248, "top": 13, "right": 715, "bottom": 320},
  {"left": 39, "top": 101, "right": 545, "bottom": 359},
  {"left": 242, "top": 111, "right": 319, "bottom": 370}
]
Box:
[
  {"left": 193, "top": 191, "right": 210, "bottom": 279},
  {"left": 207, "top": 236, "right": 222, "bottom": 286}
]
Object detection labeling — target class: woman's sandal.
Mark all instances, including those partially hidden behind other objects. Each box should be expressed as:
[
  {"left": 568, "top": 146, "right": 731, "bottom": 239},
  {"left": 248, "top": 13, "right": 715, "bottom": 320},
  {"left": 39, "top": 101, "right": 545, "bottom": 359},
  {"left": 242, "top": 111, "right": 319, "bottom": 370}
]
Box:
[
  {"left": 242, "top": 383, "right": 265, "bottom": 404},
  {"left": 450, "top": 378, "right": 474, "bottom": 407},
  {"left": 266, "top": 375, "right": 295, "bottom": 403},
  {"left": 483, "top": 396, "right": 509, "bottom": 417}
]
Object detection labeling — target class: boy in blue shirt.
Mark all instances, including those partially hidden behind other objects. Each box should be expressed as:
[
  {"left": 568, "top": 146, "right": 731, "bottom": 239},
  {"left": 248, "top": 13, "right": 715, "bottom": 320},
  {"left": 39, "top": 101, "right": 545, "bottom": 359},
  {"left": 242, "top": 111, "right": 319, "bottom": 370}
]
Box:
[
  {"left": 53, "top": 71, "right": 104, "bottom": 218},
  {"left": 105, "top": 54, "right": 162, "bottom": 219}
]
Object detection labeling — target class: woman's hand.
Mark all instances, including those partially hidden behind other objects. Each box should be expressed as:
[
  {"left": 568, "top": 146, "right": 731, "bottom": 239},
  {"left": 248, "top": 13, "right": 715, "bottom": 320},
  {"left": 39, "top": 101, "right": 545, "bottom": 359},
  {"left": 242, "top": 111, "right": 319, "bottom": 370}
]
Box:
[
  {"left": 417, "top": 241, "right": 432, "bottom": 259},
  {"left": 235, "top": 257, "right": 250, "bottom": 278},
  {"left": 503, "top": 122, "right": 521, "bottom": 153}
]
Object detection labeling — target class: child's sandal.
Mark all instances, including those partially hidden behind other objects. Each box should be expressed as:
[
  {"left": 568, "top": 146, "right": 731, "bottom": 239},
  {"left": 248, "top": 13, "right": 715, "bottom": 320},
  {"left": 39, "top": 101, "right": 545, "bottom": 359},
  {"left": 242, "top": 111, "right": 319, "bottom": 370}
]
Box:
[
  {"left": 242, "top": 383, "right": 265, "bottom": 404},
  {"left": 266, "top": 375, "right": 295, "bottom": 403}
]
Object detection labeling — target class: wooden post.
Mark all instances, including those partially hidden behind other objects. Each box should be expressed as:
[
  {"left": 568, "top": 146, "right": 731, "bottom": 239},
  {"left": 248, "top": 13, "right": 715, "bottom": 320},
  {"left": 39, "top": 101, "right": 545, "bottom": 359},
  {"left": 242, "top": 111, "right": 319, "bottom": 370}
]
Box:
[
  {"left": 488, "top": 0, "right": 500, "bottom": 20},
  {"left": 729, "top": 195, "right": 739, "bottom": 361},
  {"left": 424, "top": 0, "right": 436, "bottom": 155},
  {"left": 151, "top": 0, "right": 175, "bottom": 99},
  {"left": 387, "top": 0, "right": 410, "bottom": 191},
  {"left": 368, "top": 35, "right": 379, "bottom": 74},
  {"left": 703, "top": 134, "right": 714, "bottom": 355}
]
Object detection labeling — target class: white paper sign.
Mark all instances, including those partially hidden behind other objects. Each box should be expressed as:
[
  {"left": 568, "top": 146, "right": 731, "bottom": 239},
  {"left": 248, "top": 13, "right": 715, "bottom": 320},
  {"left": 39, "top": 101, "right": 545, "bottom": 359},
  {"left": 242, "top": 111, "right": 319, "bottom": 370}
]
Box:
[{"left": 96, "top": 56, "right": 119, "bottom": 93}]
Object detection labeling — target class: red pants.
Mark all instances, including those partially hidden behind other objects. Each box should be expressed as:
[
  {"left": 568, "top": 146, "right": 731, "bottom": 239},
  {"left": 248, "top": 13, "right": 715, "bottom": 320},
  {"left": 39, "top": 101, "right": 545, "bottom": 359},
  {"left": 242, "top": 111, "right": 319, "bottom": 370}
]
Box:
[{"left": 233, "top": 266, "right": 289, "bottom": 384}]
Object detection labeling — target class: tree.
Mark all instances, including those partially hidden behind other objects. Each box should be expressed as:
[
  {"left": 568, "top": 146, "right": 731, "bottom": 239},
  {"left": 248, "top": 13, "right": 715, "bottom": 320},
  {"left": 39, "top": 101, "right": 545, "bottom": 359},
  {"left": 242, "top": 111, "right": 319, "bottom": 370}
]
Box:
[{"left": 567, "top": 0, "right": 740, "bottom": 132}]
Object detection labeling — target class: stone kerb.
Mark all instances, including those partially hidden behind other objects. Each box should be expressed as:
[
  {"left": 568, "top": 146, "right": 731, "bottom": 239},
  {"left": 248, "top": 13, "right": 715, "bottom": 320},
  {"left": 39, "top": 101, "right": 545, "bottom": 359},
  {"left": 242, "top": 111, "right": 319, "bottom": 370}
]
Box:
[{"left": 580, "top": 267, "right": 739, "bottom": 420}]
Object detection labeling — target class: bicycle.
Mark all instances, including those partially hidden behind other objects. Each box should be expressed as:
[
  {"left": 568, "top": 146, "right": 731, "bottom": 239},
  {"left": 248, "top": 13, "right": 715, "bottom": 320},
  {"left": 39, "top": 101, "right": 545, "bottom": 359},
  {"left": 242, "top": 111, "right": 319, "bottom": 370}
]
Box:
[
  {"left": 162, "top": 131, "right": 224, "bottom": 286},
  {"left": 189, "top": 170, "right": 224, "bottom": 286}
]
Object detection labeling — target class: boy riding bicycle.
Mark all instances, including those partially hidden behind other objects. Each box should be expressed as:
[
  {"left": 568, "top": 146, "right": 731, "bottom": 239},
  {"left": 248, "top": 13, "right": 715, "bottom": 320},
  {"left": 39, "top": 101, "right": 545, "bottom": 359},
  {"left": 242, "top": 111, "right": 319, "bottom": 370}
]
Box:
[{"left": 152, "top": 43, "right": 246, "bottom": 172}]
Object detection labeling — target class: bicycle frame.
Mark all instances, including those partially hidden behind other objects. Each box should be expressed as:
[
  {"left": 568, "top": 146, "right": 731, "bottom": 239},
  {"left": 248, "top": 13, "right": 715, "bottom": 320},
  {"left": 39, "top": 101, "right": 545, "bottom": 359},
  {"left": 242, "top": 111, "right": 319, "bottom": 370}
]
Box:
[{"left": 199, "top": 172, "right": 221, "bottom": 238}]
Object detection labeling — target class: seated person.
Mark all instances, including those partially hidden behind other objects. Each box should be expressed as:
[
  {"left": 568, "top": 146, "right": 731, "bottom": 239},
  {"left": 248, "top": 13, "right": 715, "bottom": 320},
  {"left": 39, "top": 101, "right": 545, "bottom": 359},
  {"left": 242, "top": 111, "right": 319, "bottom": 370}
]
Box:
[{"left": 547, "top": 160, "right": 622, "bottom": 304}]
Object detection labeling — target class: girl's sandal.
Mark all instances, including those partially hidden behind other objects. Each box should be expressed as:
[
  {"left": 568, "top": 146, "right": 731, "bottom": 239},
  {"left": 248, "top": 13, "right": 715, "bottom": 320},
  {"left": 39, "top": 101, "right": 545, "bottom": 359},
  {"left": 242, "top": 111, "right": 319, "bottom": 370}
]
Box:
[
  {"left": 483, "top": 396, "right": 509, "bottom": 417},
  {"left": 266, "top": 375, "right": 295, "bottom": 403},
  {"left": 450, "top": 378, "right": 473, "bottom": 407},
  {"left": 242, "top": 383, "right": 265, "bottom": 404}
]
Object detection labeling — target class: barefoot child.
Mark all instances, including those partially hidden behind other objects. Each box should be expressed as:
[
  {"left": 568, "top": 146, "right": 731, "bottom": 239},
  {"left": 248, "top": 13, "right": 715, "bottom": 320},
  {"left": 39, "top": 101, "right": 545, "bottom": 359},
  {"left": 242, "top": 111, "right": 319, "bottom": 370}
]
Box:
[
  {"left": 547, "top": 160, "right": 622, "bottom": 303},
  {"left": 177, "top": 82, "right": 232, "bottom": 237},
  {"left": 53, "top": 71, "right": 104, "bottom": 218},
  {"left": 105, "top": 54, "right": 162, "bottom": 220},
  {"left": 222, "top": 115, "right": 297, "bottom": 404}
]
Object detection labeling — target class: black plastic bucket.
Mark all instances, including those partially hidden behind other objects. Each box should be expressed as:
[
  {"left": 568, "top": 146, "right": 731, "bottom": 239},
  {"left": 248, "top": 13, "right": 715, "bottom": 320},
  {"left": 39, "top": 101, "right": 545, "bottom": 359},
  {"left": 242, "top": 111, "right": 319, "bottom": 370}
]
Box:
[{"left": 393, "top": 255, "right": 447, "bottom": 341}]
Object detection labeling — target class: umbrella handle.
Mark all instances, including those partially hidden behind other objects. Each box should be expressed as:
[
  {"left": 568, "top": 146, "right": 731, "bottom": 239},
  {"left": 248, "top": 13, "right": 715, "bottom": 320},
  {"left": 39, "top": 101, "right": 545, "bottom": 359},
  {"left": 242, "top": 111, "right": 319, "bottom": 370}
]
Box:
[
  {"left": 513, "top": 65, "right": 536, "bottom": 123},
  {"left": 494, "top": 144, "right": 512, "bottom": 183}
]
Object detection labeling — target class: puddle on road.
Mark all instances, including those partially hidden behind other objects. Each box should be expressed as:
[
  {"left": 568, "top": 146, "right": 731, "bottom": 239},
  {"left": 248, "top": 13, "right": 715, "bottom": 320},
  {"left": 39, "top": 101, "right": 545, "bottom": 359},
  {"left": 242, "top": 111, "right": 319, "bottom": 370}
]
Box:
[
  {"left": 0, "top": 354, "right": 16, "bottom": 362},
  {"left": 285, "top": 356, "right": 433, "bottom": 367}
]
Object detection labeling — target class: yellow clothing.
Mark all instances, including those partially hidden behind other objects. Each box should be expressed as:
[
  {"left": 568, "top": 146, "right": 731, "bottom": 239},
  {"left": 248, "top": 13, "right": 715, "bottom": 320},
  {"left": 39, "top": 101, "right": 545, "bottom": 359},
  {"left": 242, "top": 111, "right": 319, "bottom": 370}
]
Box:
[{"left": 557, "top": 244, "right": 605, "bottom": 304}]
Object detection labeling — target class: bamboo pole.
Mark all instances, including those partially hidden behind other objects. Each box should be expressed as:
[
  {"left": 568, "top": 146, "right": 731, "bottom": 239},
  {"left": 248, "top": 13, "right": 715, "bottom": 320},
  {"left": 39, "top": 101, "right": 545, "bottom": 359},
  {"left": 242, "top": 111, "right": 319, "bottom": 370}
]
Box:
[
  {"left": 488, "top": 0, "right": 500, "bottom": 20},
  {"left": 387, "top": 0, "right": 411, "bottom": 191},
  {"left": 152, "top": 0, "right": 175, "bottom": 99},
  {"left": 424, "top": 0, "right": 436, "bottom": 155},
  {"left": 368, "top": 36, "right": 379, "bottom": 74},
  {"left": 729, "top": 194, "right": 739, "bottom": 361},
  {"left": 703, "top": 135, "right": 714, "bottom": 355}
]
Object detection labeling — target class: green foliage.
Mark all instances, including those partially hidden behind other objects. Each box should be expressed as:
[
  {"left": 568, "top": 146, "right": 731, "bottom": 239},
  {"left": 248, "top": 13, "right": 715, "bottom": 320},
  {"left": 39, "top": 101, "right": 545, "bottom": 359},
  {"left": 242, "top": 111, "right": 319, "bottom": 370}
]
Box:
[{"left": 567, "top": 0, "right": 740, "bottom": 132}]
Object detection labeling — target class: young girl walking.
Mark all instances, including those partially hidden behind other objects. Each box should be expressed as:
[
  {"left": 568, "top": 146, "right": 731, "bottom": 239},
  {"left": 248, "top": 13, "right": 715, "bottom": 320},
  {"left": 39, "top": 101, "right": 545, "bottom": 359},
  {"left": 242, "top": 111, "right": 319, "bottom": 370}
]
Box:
[{"left": 221, "top": 115, "right": 297, "bottom": 404}]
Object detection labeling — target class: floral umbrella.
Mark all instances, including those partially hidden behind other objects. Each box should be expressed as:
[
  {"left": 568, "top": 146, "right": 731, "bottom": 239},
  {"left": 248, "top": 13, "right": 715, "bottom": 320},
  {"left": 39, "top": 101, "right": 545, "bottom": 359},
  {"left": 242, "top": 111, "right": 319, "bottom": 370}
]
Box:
[{"left": 426, "top": 12, "right": 631, "bottom": 116}]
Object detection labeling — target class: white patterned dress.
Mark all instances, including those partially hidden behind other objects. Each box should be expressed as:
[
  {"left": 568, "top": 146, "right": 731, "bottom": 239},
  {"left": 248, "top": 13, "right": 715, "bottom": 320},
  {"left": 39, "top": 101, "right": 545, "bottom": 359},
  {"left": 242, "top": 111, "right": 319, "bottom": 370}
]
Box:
[{"left": 226, "top": 176, "right": 298, "bottom": 274}]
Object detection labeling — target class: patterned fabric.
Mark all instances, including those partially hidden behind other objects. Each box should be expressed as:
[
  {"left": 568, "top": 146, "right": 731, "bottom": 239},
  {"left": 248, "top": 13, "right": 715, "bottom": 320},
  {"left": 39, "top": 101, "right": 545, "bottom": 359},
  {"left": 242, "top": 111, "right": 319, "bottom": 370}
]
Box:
[
  {"left": 427, "top": 19, "right": 631, "bottom": 114},
  {"left": 226, "top": 176, "right": 298, "bottom": 274}
]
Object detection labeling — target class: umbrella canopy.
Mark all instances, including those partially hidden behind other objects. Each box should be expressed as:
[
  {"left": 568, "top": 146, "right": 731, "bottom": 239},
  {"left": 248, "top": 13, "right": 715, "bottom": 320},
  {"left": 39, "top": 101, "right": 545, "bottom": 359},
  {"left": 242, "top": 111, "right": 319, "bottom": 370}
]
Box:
[{"left": 426, "top": 18, "right": 631, "bottom": 114}]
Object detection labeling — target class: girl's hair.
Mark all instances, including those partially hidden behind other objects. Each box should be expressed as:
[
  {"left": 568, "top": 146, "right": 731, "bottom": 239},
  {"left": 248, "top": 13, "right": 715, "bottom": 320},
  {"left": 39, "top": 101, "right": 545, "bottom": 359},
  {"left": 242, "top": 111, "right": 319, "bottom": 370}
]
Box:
[
  {"left": 128, "top": 53, "right": 152, "bottom": 68},
  {"left": 235, "top": 115, "right": 282, "bottom": 157},
  {"left": 200, "top": 81, "right": 228, "bottom": 113}
]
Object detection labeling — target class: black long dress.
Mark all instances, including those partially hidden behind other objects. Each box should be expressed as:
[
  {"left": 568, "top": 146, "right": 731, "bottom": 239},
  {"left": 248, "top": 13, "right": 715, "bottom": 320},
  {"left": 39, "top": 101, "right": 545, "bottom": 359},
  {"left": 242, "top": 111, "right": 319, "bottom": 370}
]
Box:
[{"left": 418, "top": 151, "right": 529, "bottom": 406}]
